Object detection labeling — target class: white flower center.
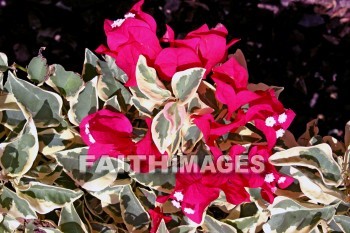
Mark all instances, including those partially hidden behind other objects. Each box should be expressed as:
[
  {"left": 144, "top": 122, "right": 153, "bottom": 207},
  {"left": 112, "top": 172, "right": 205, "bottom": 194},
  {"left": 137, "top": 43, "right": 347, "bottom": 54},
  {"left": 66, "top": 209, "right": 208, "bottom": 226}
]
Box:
[
  {"left": 124, "top": 12, "right": 135, "bottom": 18},
  {"left": 88, "top": 135, "right": 96, "bottom": 144},
  {"left": 85, "top": 124, "right": 96, "bottom": 144},
  {"left": 265, "top": 116, "right": 276, "bottom": 127},
  {"left": 278, "top": 177, "right": 286, "bottom": 184},
  {"left": 276, "top": 129, "right": 285, "bottom": 138},
  {"left": 174, "top": 191, "right": 184, "bottom": 202},
  {"left": 278, "top": 112, "right": 287, "bottom": 124},
  {"left": 264, "top": 173, "right": 275, "bottom": 183},
  {"left": 171, "top": 200, "right": 181, "bottom": 208},
  {"left": 111, "top": 18, "right": 125, "bottom": 28},
  {"left": 184, "top": 207, "right": 195, "bottom": 215}
]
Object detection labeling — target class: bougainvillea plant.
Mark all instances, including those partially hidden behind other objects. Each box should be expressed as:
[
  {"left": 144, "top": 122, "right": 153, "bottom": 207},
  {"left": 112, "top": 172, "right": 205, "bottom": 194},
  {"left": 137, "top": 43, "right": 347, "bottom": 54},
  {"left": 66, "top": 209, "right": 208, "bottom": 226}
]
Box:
[{"left": 0, "top": 0, "right": 349, "bottom": 232}]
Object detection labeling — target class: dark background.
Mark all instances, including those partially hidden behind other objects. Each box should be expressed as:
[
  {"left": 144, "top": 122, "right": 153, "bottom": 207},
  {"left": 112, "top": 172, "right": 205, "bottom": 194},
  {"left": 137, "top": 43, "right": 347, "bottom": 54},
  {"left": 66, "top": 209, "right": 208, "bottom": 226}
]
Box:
[{"left": 1, "top": 0, "right": 350, "bottom": 140}]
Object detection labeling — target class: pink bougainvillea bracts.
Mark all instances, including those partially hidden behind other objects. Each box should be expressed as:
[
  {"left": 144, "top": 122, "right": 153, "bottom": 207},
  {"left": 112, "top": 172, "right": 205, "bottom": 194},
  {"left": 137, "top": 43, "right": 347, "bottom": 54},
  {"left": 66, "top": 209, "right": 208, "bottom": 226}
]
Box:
[{"left": 80, "top": 0, "right": 297, "bottom": 228}]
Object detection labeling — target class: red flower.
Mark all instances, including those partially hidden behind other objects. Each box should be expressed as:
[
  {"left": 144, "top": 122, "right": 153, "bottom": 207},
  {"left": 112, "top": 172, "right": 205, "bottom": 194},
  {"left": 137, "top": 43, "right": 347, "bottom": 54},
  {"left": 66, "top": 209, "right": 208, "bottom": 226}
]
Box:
[
  {"left": 154, "top": 47, "right": 202, "bottom": 81},
  {"left": 163, "top": 24, "right": 239, "bottom": 76},
  {"left": 148, "top": 207, "right": 171, "bottom": 233},
  {"left": 245, "top": 146, "right": 294, "bottom": 203},
  {"left": 134, "top": 118, "right": 168, "bottom": 173},
  {"left": 246, "top": 90, "right": 296, "bottom": 149},
  {"left": 79, "top": 109, "right": 134, "bottom": 158},
  {"left": 96, "top": 0, "right": 161, "bottom": 87}
]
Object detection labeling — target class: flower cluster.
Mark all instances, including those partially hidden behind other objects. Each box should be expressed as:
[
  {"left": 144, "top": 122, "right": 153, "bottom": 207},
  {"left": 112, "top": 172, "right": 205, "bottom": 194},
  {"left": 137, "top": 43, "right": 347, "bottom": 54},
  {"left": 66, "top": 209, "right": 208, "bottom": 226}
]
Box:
[{"left": 79, "top": 0, "right": 296, "bottom": 229}]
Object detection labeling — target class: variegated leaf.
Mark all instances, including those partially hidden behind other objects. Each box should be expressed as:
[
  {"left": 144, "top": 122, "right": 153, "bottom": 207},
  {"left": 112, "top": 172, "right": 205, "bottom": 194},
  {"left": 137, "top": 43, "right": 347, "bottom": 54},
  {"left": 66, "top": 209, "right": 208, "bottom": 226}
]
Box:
[
  {"left": 171, "top": 68, "right": 205, "bottom": 104},
  {"left": 38, "top": 128, "right": 75, "bottom": 155},
  {"left": 82, "top": 48, "right": 99, "bottom": 82},
  {"left": 262, "top": 197, "right": 337, "bottom": 233},
  {"left": 247, "top": 82, "right": 284, "bottom": 99},
  {"left": 130, "top": 169, "right": 175, "bottom": 193},
  {"left": 130, "top": 86, "right": 162, "bottom": 117},
  {"left": 119, "top": 185, "right": 150, "bottom": 233},
  {"left": 104, "top": 95, "right": 121, "bottom": 112},
  {"left": 0, "top": 117, "right": 38, "bottom": 178},
  {"left": 204, "top": 215, "right": 237, "bottom": 233},
  {"left": 297, "top": 119, "right": 319, "bottom": 146},
  {"left": 97, "top": 59, "right": 131, "bottom": 102},
  {"left": 0, "top": 187, "right": 37, "bottom": 219},
  {"left": 287, "top": 167, "right": 344, "bottom": 204},
  {"left": 25, "top": 162, "right": 62, "bottom": 185},
  {"left": 58, "top": 202, "right": 89, "bottom": 233},
  {"left": 46, "top": 64, "right": 84, "bottom": 101},
  {"left": 152, "top": 102, "right": 186, "bottom": 153},
  {"left": 89, "top": 181, "right": 130, "bottom": 205},
  {"left": 53, "top": 147, "right": 127, "bottom": 192},
  {"left": 169, "top": 226, "right": 197, "bottom": 233},
  {"left": 224, "top": 212, "right": 267, "bottom": 233},
  {"left": 181, "top": 120, "right": 202, "bottom": 154},
  {"left": 4, "top": 72, "right": 64, "bottom": 127},
  {"left": 0, "top": 214, "right": 20, "bottom": 232},
  {"left": 136, "top": 55, "right": 171, "bottom": 102},
  {"left": 103, "top": 55, "right": 128, "bottom": 83},
  {"left": 334, "top": 215, "right": 350, "bottom": 233},
  {"left": 196, "top": 81, "right": 221, "bottom": 111},
  {"left": 68, "top": 76, "right": 98, "bottom": 126},
  {"left": 0, "top": 52, "right": 8, "bottom": 72},
  {"left": 16, "top": 182, "right": 83, "bottom": 214},
  {"left": 27, "top": 55, "right": 48, "bottom": 83},
  {"left": 156, "top": 220, "right": 170, "bottom": 233},
  {"left": 269, "top": 143, "right": 342, "bottom": 186}
]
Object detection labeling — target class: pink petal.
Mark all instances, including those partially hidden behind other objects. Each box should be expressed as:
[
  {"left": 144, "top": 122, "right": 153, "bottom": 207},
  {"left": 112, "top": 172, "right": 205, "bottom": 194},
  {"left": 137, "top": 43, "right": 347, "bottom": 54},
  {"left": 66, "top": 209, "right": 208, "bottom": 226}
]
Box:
[
  {"left": 154, "top": 47, "right": 201, "bottom": 81},
  {"left": 161, "top": 24, "right": 175, "bottom": 43}
]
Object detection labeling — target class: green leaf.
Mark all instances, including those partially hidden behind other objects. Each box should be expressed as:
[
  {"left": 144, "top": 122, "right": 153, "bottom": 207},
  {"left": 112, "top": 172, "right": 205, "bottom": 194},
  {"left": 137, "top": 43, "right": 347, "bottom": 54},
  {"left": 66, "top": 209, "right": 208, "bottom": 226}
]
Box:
[
  {"left": 104, "top": 95, "right": 121, "bottom": 112},
  {"left": 0, "top": 187, "right": 37, "bottom": 219},
  {"left": 130, "top": 86, "right": 162, "bottom": 117},
  {"left": 103, "top": 55, "right": 128, "bottom": 83},
  {"left": 89, "top": 183, "right": 127, "bottom": 205},
  {"left": 47, "top": 64, "right": 84, "bottom": 100},
  {"left": 224, "top": 214, "right": 261, "bottom": 233},
  {"left": 269, "top": 143, "right": 342, "bottom": 186},
  {"left": 4, "top": 72, "right": 64, "bottom": 127},
  {"left": 136, "top": 55, "right": 172, "bottom": 102},
  {"left": 181, "top": 122, "right": 202, "bottom": 154},
  {"left": 169, "top": 226, "right": 197, "bottom": 233},
  {"left": 27, "top": 55, "right": 48, "bottom": 83},
  {"left": 0, "top": 52, "right": 8, "bottom": 72},
  {"left": 334, "top": 215, "right": 350, "bottom": 233},
  {"left": 204, "top": 215, "right": 237, "bottom": 233},
  {"left": 262, "top": 197, "right": 337, "bottom": 233},
  {"left": 156, "top": 220, "right": 170, "bottom": 233},
  {"left": 0, "top": 214, "right": 20, "bottom": 232},
  {"left": 0, "top": 117, "right": 38, "bottom": 178},
  {"left": 38, "top": 128, "right": 75, "bottom": 155},
  {"left": 58, "top": 202, "right": 88, "bottom": 233},
  {"left": 16, "top": 182, "right": 83, "bottom": 214},
  {"left": 152, "top": 102, "right": 186, "bottom": 153},
  {"left": 130, "top": 169, "right": 175, "bottom": 193},
  {"left": 82, "top": 48, "right": 99, "bottom": 82},
  {"left": 53, "top": 147, "right": 127, "bottom": 191},
  {"left": 97, "top": 64, "right": 131, "bottom": 103},
  {"left": 119, "top": 185, "right": 150, "bottom": 233},
  {"left": 68, "top": 76, "right": 98, "bottom": 126},
  {"left": 285, "top": 167, "right": 344, "bottom": 204},
  {"left": 171, "top": 68, "right": 205, "bottom": 104}
]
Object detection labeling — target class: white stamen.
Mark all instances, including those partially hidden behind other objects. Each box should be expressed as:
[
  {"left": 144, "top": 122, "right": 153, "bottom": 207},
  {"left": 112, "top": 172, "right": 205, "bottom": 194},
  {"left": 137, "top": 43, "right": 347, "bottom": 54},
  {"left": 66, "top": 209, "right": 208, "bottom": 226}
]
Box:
[
  {"left": 111, "top": 19, "right": 125, "bottom": 28},
  {"left": 264, "top": 173, "right": 275, "bottom": 183},
  {"left": 174, "top": 191, "right": 184, "bottom": 202},
  {"left": 265, "top": 116, "right": 276, "bottom": 127},
  {"left": 184, "top": 207, "right": 195, "bottom": 215},
  {"left": 271, "top": 187, "right": 277, "bottom": 193},
  {"left": 88, "top": 134, "right": 96, "bottom": 144},
  {"left": 85, "top": 124, "right": 90, "bottom": 135},
  {"left": 276, "top": 128, "right": 285, "bottom": 138},
  {"left": 124, "top": 12, "right": 135, "bottom": 18},
  {"left": 278, "top": 177, "right": 286, "bottom": 184},
  {"left": 171, "top": 200, "right": 181, "bottom": 208},
  {"left": 278, "top": 113, "right": 287, "bottom": 124}
]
